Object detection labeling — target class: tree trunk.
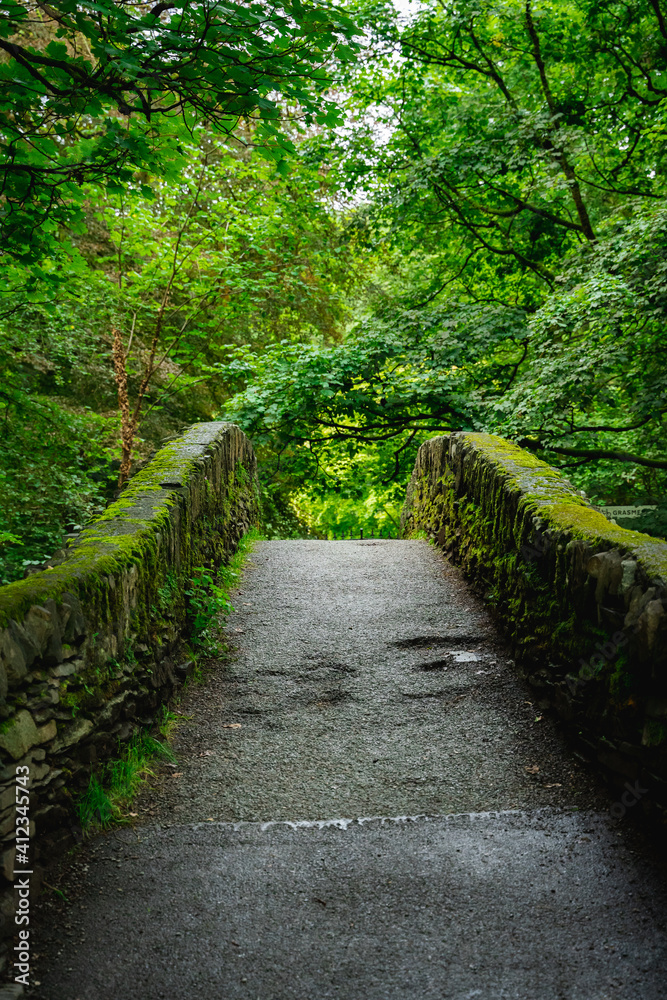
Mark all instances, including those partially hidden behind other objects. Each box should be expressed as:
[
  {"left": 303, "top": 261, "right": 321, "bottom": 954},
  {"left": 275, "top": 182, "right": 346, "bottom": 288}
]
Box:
[{"left": 112, "top": 325, "right": 136, "bottom": 487}]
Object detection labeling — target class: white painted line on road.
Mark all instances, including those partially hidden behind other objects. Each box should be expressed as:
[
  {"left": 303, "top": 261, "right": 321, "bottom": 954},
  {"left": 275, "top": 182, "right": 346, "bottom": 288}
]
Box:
[{"left": 183, "top": 806, "right": 605, "bottom": 835}]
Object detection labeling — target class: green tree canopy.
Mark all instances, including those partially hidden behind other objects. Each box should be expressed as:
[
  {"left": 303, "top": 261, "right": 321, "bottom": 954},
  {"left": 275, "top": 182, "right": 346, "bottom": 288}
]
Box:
[
  {"left": 220, "top": 0, "right": 667, "bottom": 531},
  {"left": 0, "top": 0, "right": 359, "bottom": 260}
]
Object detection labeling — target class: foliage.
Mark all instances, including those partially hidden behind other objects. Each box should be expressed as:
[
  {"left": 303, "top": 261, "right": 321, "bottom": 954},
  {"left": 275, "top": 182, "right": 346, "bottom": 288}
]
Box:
[
  {"left": 614, "top": 505, "right": 667, "bottom": 542},
  {"left": 0, "top": 392, "right": 114, "bottom": 583},
  {"left": 336, "top": 0, "right": 667, "bottom": 274},
  {"left": 0, "top": 127, "right": 362, "bottom": 563},
  {"left": 496, "top": 206, "right": 667, "bottom": 497},
  {"left": 259, "top": 480, "right": 312, "bottom": 539},
  {"left": 2, "top": 0, "right": 667, "bottom": 550},
  {"left": 96, "top": 134, "right": 358, "bottom": 479},
  {"left": 0, "top": 0, "right": 359, "bottom": 263},
  {"left": 219, "top": 0, "right": 667, "bottom": 524},
  {"left": 185, "top": 527, "right": 261, "bottom": 652},
  {"left": 185, "top": 565, "right": 235, "bottom": 641}
]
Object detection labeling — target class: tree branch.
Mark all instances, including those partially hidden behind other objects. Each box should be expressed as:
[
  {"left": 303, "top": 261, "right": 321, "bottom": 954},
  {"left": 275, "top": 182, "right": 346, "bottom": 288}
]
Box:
[{"left": 523, "top": 441, "right": 667, "bottom": 469}]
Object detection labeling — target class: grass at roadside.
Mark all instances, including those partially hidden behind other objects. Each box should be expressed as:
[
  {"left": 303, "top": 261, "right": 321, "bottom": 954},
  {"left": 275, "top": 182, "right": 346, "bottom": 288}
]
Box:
[{"left": 77, "top": 734, "right": 176, "bottom": 830}]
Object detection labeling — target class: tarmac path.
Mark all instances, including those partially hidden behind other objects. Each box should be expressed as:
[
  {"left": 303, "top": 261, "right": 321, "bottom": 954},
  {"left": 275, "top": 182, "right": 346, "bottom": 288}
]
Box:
[{"left": 30, "top": 540, "right": 667, "bottom": 999}]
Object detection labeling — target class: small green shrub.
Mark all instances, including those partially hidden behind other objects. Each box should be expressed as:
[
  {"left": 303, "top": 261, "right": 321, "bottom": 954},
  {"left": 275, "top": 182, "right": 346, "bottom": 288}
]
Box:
[{"left": 185, "top": 566, "right": 233, "bottom": 639}]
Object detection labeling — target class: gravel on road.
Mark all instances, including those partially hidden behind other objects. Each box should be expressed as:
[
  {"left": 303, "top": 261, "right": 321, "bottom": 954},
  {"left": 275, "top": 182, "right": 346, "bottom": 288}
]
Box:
[{"left": 29, "top": 540, "right": 667, "bottom": 999}]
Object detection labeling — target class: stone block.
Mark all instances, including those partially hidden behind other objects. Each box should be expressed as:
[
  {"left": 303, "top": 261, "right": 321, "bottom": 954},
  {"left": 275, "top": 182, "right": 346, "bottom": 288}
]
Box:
[
  {"left": 43, "top": 599, "right": 64, "bottom": 665},
  {"left": 97, "top": 692, "right": 131, "bottom": 727},
  {"left": 48, "top": 718, "right": 92, "bottom": 753},
  {"left": 31, "top": 708, "right": 55, "bottom": 725},
  {"left": 0, "top": 711, "right": 39, "bottom": 761},
  {"left": 51, "top": 661, "right": 78, "bottom": 678},
  {"left": 587, "top": 549, "right": 624, "bottom": 604},
  {"left": 637, "top": 599, "right": 665, "bottom": 657},
  {"left": 0, "top": 752, "right": 33, "bottom": 783},
  {"left": 30, "top": 762, "right": 49, "bottom": 782},
  {"left": 625, "top": 586, "right": 658, "bottom": 629},
  {"left": 0, "top": 985, "right": 24, "bottom": 999},
  {"left": 0, "top": 622, "right": 39, "bottom": 688},
  {"left": 0, "top": 983, "right": 24, "bottom": 1000},
  {"left": 33, "top": 803, "right": 69, "bottom": 833},
  {"left": 60, "top": 593, "right": 86, "bottom": 643},
  {"left": 620, "top": 560, "right": 637, "bottom": 595},
  {"left": 176, "top": 660, "right": 195, "bottom": 680},
  {"left": 34, "top": 768, "right": 61, "bottom": 789},
  {"left": 23, "top": 605, "right": 55, "bottom": 654},
  {"left": 0, "top": 787, "right": 14, "bottom": 813},
  {"left": 36, "top": 720, "right": 57, "bottom": 744}
]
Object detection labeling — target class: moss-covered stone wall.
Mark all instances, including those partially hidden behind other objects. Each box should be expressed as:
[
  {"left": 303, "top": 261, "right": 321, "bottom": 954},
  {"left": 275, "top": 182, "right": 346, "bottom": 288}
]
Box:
[
  {"left": 0, "top": 422, "right": 258, "bottom": 947},
  {"left": 402, "top": 432, "right": 667, "bottom": 818}
]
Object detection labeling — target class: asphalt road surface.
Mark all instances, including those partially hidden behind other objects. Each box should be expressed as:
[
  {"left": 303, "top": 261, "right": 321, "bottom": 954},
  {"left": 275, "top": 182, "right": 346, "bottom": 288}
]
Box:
[{"left": 29, "top": 541, "right": 667, "bottom": 999}]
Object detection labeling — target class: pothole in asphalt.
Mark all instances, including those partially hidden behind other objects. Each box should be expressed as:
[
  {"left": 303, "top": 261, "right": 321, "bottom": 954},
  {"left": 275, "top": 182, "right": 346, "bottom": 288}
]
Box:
[
  {"left": 412, "top": 651, "right": 484, "bottom": 672},
  {"left": 392, "top": 635, "right": 483, "bottom": 649},
  {"left": 412, "top": 658, "right": 451, "bottom": 672}
]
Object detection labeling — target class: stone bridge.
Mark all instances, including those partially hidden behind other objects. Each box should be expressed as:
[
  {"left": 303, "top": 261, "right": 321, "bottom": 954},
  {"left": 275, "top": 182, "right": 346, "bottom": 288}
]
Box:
[{"left": 0, "top": 424, "right": 665, "bottom": 998}]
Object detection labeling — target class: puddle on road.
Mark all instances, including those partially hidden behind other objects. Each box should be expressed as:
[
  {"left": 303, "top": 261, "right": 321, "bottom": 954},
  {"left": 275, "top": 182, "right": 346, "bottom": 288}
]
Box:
[{"left": 413, "top": 651, "right": 483, "bottom": 671}]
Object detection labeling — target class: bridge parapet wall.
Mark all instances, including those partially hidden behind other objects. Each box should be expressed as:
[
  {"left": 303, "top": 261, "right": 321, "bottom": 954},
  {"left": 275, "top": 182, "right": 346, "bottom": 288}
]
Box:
[
  {"left": 402, "top": 432, "right": 667, "bottom": 817},
  {"left": 0, "top": 422, "right": 258, "bottom": 944}
]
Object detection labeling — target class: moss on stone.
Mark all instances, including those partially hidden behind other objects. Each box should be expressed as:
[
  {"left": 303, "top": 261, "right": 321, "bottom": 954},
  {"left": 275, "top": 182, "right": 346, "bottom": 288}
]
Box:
[
  {"left": 403, "top": 430, "right": 667, "bottom": 674},
  {"left": 402, "top": 431, "right": 667, "bottom": 805},
  {"left": 643, "top": 720, "right": 667, "bottom": 747},
  {"left": 0, "top": 422, "right": 257, "bottom": 630},
  {"left": 444, "top": 432, "right": 667, "bottom": 583}
]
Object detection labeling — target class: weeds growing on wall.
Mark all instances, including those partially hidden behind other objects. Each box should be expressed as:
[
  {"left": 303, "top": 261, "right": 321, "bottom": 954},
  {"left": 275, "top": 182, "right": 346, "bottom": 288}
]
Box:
[
  {"left": 76, "top": 528, "right": 261, "bottom": 832},
  {"left": 186, "top": 527, "right": 263, "bottom": 655}
]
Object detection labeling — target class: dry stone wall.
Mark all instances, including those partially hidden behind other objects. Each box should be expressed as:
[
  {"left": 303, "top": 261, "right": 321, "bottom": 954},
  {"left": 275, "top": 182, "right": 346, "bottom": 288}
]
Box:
[
  {"left": 402, "top": 432, "right": 667, "bottom": 820},
  {"left": 0, "top": 422, "right": 258, "bottom": 955}
]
